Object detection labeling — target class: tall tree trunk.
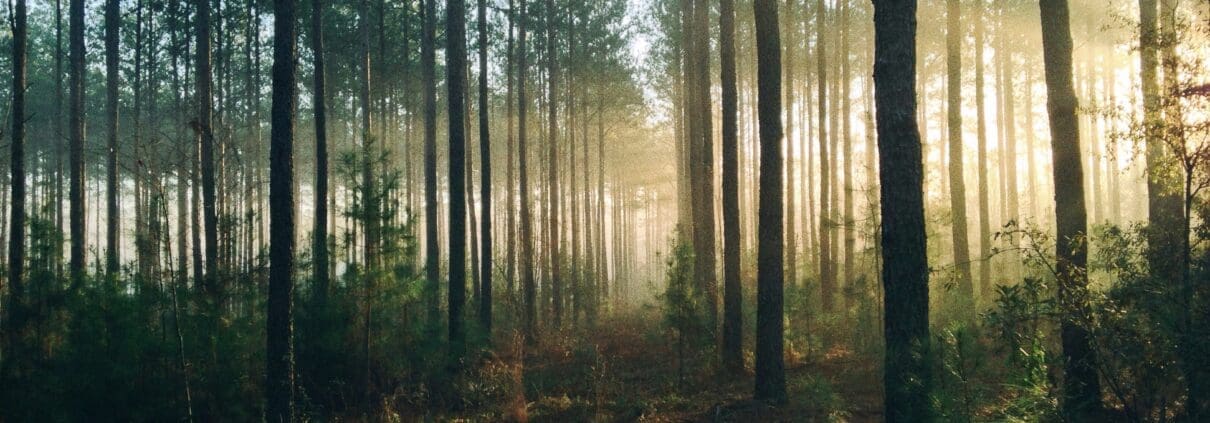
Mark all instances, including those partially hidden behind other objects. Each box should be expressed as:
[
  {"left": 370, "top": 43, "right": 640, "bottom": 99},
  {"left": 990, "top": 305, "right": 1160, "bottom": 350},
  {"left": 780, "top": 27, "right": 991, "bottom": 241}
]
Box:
[
  {"left": 545, "top": 0, "right": 563, "bottom": 329},
  {"left": 360, "top": 0, "right": 377, "bottom": 271},
  {"left": 506, "top": 0, "right": 517, "bottom": 297},
  {"left": 312, "top": 0, "right": 330, "bottom": 304},
  {"left": 753, "top": 0, "right": 785, "bottom": 403},
  {"left": 69, "top": 0, "right": 86, "bottom": 287},
  {"left": 783, "top": 0, "right": 797, "bottom": 291},
  {"left": 815, "top": 0, "right": 833, "bottom": 312},
  {"left": 7, "top": 0, "right": 28, "bottom": 351},
  {"left": 54, "top": 0, "right": 65, "bottom": 276},
  {"left": 974, "top": 0, "right": 991, "bottom": 298},
  {"left": 689, "top": 0, "right": 717, "bottom": 333},
  {"left": 197, "top": 0, "right": 220, "bottom": 300},
  {"left": 872, "top": 1, "right": 932, "bottom": 420},
  {"left": 840, "top": 0, "right": 854, "bottom": 309},
  {"left": 477, "top": 0, "right": 493, "bottom": 337},
  {"left": 105, "top": 0, "right": 121, "bottom": 278},
  {"left": 517, "top": 0, "right": 535, "bottom": 341},
  {"left": 447, "top": 0, "right": 469, "bottom": 367},
  {"left": 423, "top": 0, "right": 441, "bottom": 327},
  {"left": 945, "top": 0, "right": 974, "bottom": 318},
  {"left": 265, "top": 0, "right": 298, "bottom": 419},
  {"left": 1138, "top": 0, "right": 1181, "bottom": 283},
  {"left": 1039, "top": 0, "right": 1104, "bottom": 418},
  {"left": 720, "top": 0, "right": 742, "bottom": 374}
]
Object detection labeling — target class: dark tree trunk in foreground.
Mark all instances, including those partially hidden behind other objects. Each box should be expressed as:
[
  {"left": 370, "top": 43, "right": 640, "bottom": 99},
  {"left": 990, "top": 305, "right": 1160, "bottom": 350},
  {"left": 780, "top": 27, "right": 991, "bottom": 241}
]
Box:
[
  {"left": 265, "top": 0, "right": 298, "bottom": 419},
  {"left": 423, "top": 0, "right": 440, "bottom": 327},
  {"left": 105, "top": 0, "right": 121, "bottom": 278},
  {"left": 447, "top": 0, "right": 469, "bottom": 367},
  {"left": 69, "top": 0, "right": 85, "bottom": 287},
  {"left": 1039, "top": 0, "right": 1104, "bottom": 418},
  {"left": 8, "top": 0, "right": 28, "bottom": 347},
  {"left": 946, "top": 0, "right": 974, "bottom": 317},
  {"left": 477, "top": 0, "right": 493, "bottom": 336},
  {"left": 752, "top": 0, "right": 784, "bottom": 404},
  {"left": 196, "top": 0, "right": 219, "bottom": 299},
  {"left": 517, "top": 0, "right": 536, "bottom": 344},
  {"left": 312, "top": 0, "right": 330, "bottom": 304},
  {"left": 872, "top": 0, "right": 932, "bottom": 420},
  {"left": 720, "top": 0, "right": 742, "bottom": 373}
]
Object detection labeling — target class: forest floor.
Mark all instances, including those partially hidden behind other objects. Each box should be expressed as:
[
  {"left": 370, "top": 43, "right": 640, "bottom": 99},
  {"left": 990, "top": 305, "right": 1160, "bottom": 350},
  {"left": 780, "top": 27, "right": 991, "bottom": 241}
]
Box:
[{"left": 434, "top": 312, "right": 884, "bottom": 422}]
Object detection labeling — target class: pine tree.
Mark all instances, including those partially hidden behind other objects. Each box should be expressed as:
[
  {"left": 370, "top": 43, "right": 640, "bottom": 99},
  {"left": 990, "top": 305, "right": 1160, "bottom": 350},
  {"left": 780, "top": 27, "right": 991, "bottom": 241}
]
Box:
[
  {"left": 1039, "top": 0, "right": 1104, "bottom": 418},
  {"left": 719, "top": 0, "right": 742, "bottom": 373},
  {"left": 447, "top": 0, "right": 470, "bottom": 367},
  {"left": 872, "top": 0, "right": 932, "bottom": 420},
  {"left": 265, "top": 0, "right": 298, "bottom": 419},
  {"left": 753, "top": 0, "right": 785, "bottom": 403}
]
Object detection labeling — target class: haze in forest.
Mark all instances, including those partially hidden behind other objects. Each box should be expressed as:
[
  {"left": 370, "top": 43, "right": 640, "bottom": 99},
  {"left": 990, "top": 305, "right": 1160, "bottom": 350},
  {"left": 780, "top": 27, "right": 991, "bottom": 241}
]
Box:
[{"left": 0, "top": 0, "right": 1208, "bottom": 421}]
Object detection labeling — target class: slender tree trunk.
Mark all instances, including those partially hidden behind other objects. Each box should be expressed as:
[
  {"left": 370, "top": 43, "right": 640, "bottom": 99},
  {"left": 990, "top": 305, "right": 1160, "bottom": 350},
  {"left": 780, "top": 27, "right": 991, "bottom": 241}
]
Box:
[
  {"left": 312, "top": 0, "right": 330, "bottom": 304},
  {"left": 423, "top": 0, "right": 441, "bottom": 327},
  {"left": 1138, "top": 0, "right": 1182, "bottom": 283},
  {"left": 974, "top": 0, "right": 991, "bottom": 299},
  {"left": 447, "top": 0, "right": 469, "bottom": 367},
  {"left": 815, "top": 0, "right": 834, "bottom": 312},
  {"left": 872, "top": 1, "right": 932, "bottom": 420},
  {"left": 945, "top": 0, "right": 974, "bottom": 318},
  {"left": 105, "top": 0, "right": 121, "bottom": 278},
  {"left": 506, "top": 0, "right": 517, "bottom": 296},
  {"left": 840, "top": 0, "right": 854, "bottom": 309},
  {"left": 545, "top": 0, "right": 563, "bottom": 329},
  {"left": 753, "top": 0, "right": 785, "bottom": 403},
  {"left": 360, "top": 0, "right": 377, "bottom": 271},
  {"left": 69, "top": 0, "right": 86, "bottom": 287},
  {"left": 1039, "top": 1, "right": 1104, "bottom": 418},
  {"left": 477, "top": 0, "right": 493, "bottom": 337},
  {"left": 720, "top": 0, "right": 742, "bottom": 373},
  {"left": 265, "top": 0, "right": 298, "bottom": 419},
  {"left": 688, "top": 0, "right": 717, "bottom": 332},
  {"left": 783, "top": 0, "right": 797, "bottom": 291},
  {"left": 7, "top": 0, "right": 28, "bottom": 351},
  {"left": 197, "top": 0, "right": 220, "bottom": 300},
  {"left": 518, "top": 0, "right": 535, "bottom": 341}
]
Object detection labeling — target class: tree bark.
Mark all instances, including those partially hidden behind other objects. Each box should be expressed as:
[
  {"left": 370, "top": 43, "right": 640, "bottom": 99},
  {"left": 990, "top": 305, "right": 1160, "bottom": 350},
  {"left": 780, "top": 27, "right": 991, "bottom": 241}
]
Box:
[
  {"left": 945, "top": 0, "right": 974, "bottom": 317},
  {"left": 974, "top": 0, "right": 991, "bottom": 299},
  {"left": 1039, "top": 0, "right": 1104, "bottom": 418},
  {"left": 815, "top": 0, "right": 834, "bottom": 312},
  {"left": 197, "top": 0, "right": 220, "bottom": 300},
  {"left": 518, "top": 0, "right": 536, "bottom": 341},
  {"left": 1138, "top": 0, "right": 1182, "bottom": 283},
  {"left": 720, "top": 0, "right": 742, "bottom": 374},
  {"left": 477, "top": 0, "right": 493, "bottom": 337},
  {"left": 423, "top": 0, "right": 441, "bottom": 327},
  {"left": 872, "top": 0, "right": 932, "bottom": 420},
  {"left": 753, "top": 0, "right": 785, "bottom": 403},
  {"left": 312, "top": 0, "right": 330, "bottom": 304},
  {"left": 105, "top": 0, "right": 121, "bottom": 278},
  {"left": 545, "top": 0, "right": 563, "bottom": 329},
  {"left": 69, "top": 0, "right": 86, "bottom": 287},
  {"left": 265, "top": 0, "right": 298, "bottom": 419},
  {"left": 7, "top": 0, "right": 28, "bottom": 351},
  {"left": 446, "top": 0, "right": 469, "bottom": 367}
]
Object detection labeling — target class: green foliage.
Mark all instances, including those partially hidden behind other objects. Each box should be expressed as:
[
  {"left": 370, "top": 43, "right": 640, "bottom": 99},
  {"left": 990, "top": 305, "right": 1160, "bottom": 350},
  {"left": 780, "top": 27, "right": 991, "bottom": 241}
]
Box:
[
  {"left": 658, "top": 236, "right": 714, "bottom": 383},
  {"left": 984, "top": 278, "right": 1061, "bottom": 422}
]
